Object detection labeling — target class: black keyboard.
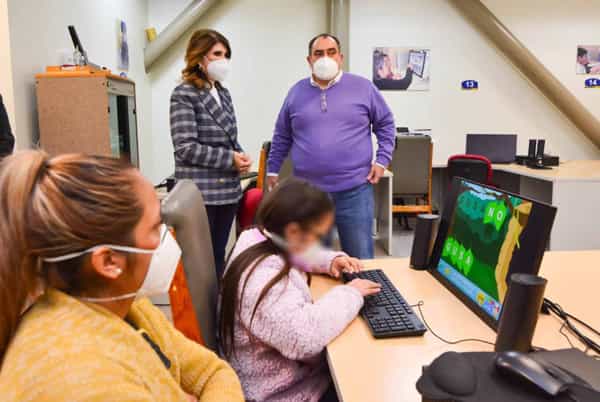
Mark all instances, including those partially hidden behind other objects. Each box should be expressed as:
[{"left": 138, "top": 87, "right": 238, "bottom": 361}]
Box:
[{"left": 343, "top": 269, "right": 426, "bottom": 338}]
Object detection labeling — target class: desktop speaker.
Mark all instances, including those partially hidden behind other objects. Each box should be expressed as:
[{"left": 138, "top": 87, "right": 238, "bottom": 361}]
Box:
[
  {"left": 410, "top": 214, "right": 440, "bottom": 270},
  {"left": 495, "top": 273, "right": 547, "bottom": 353},
  {"left": 536, "top": 139, "right": 546, "bottom": 159},
  {"left": 528, "top": 139, "right": 537, "bottom": 159}
]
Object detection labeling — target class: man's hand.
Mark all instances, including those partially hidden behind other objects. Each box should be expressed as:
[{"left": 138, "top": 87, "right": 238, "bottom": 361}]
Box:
[
  {"left": 367, "top": 164, "right": 385, "bottom": 184},
  {"left": 234, "top": 152, "right": 252, "bottom": 173},
  {"left": 330, "top": 255, "right": 363, "bottom": 279},
  {"left": 266, "top": 175, "right": 279, "bottom": 190}
]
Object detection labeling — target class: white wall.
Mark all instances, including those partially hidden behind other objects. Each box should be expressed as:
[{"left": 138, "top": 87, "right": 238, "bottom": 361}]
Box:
[
  {"left": 7, "top": 0, "right": 599, "bottom": 184},
  {"left": 7, "top": 0, "right": 156, "bottom": 179},
  {"left": 147, "top": 0, "right": 328, "bottom": 182},
  {"left": 484, "top": 0, "right": 600, "bottom": 121},
  {"left": 0, "top": 0, "right": 16, "bottom": 132},
  {"left": 350, "top": 0, "right": 600, "bottom": 162}
]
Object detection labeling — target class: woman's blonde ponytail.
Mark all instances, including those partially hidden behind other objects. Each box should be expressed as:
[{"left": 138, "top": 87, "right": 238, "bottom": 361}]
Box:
[{"left": 0, "top": 150, "right": 143, "bottom": 362}]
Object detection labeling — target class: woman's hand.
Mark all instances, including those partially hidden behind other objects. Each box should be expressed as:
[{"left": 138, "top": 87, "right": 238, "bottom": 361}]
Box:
[
  {"left": 234, "top": 152, "right": 252, "bottom": 173},
  {"left": 347, "top": 278, "right": 381, "bottom": 297},
  {"left": 330, "top": 255, "right": 362, "bottom": 278}
]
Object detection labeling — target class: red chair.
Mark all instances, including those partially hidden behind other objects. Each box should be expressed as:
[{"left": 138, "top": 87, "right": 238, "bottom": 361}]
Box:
[
  {"left": 447, "top": 154, "right": 493, "bottom": 185},
  {"left": 237, "top": 188, "right": 263, "bottom": 232}
]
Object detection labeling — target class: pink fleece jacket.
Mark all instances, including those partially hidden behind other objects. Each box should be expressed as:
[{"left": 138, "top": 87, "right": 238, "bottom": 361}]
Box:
[{"left": 222, "top": 228, "right": 364, "bottom": 402}]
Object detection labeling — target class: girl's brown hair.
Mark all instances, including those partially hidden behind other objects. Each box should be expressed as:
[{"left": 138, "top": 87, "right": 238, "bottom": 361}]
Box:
[
  {"left": 0, "top": 150, "right": 144, "bottom": 362},
  {"left": 182, "top": 29, "right": 231, "bottom": 89},
  {"left": 219, "top": 178, "right": 334, "bottom": 357}
]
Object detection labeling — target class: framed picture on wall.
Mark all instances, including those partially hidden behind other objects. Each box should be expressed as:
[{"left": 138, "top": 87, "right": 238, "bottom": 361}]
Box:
[
  {"left": 373, "top": 47, "right": 431, "bottom": 91},
  {"left": 576, "top": 45, "right": 600, "bottom": 75}
]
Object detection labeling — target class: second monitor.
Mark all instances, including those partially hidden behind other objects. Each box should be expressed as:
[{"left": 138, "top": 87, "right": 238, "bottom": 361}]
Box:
[{"left": 466, "top": 133, "right": 517, "bottom": 164}]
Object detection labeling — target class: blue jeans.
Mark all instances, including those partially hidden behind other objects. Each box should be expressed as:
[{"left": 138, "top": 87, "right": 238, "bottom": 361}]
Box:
[{"left": 329, "top": 183, "right": 374, "bottom": 259}]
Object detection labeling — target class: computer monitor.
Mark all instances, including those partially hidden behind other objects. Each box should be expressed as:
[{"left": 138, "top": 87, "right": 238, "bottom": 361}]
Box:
[
  {"left": 407, "top": 50, "right": 426, "bottom": 78},
  {"left": 68, "top": 25, "right": 88, "bottom": 65},
  {"left": 429, "top": 177, "right": 556, "bottom": 330},
  {"left": 466, "top": 134, "right": 517, "bottom": 164}
]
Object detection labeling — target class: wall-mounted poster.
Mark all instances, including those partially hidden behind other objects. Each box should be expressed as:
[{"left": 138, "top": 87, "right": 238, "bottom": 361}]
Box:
[
  {"left": 576, "top": 45, "right": 600, "bottom": 74},
  {"left": 373, "top": 47, "right": 431, "bottom": 91},
  {"left": 118, "top": 20, "right": 129, "bottom": 71}
]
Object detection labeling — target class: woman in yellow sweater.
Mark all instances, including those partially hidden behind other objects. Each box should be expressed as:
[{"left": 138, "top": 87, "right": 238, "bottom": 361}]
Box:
[{"left": 0, "top": 151, "right": 244, "bottom": 402}]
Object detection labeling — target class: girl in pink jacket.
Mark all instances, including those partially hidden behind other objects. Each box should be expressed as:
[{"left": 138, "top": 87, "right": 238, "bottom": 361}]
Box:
[{"left": 219, "top": 178, "right": 381, "bottom": 402}]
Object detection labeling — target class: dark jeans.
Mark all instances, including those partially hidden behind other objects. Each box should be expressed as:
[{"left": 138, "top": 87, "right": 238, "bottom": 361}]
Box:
[
  {"left": 329, "top": 183, "right": 375, "bottom": 259},
  {"left": 205, "top": 203, "right": 238, "bottom": 280}
]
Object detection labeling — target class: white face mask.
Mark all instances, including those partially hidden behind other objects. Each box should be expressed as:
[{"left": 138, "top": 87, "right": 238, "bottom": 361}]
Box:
[
  {"left": 204, "top": 58, "right": 231, "bottom": 82},
  {"left": 263, "top": 229, "right": 325, "bottom": 272},
  {"left": 44, "top": 224, "right": 182, "bottom": 302},
  {"left": 312, "top": 56, "right": 339, "bottom": 81}
]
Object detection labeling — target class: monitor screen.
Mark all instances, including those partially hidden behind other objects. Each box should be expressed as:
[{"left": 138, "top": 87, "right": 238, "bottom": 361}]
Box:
[
  {"left": 407, "top": 50, "right": 426, "bottom": 78},
  {"left": 429, "top": 178, "right": 556, "bottom": 329},
  {"left": 466, "top": 134, "right": 517, "bottom": 164}
]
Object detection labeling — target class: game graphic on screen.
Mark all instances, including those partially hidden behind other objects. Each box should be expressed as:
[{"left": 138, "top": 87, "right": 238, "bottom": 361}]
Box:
[{"left": 436, "top": 181, "right": 533, "bottom": 320}]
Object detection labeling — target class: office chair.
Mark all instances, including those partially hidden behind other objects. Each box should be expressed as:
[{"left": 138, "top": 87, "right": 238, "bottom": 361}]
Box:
[
  {"left": 447, "top": 154, "right": 493, "bottom": 186},
  {"left": 237, "top": 187, "right": 263, "bottom": 232},
  {"left": 161, "top": 180, "right": 219, "bottom": 351},
  {"left": 257, "top": 140, "right": 293, "bottom": 191},
  {"left": 390, "top": 135, "right": 433, "bottom": 228}
]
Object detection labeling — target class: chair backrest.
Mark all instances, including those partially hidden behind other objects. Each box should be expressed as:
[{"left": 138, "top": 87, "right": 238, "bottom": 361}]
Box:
[
  {"left": 258, "top": 140, "right": 293, "bottom": 193},
  {"left": 238, "top": 187, "right": 263, "bottom": 231},
  {"left": 390, "top": 134, "right": 432, "bottom": 196},
  {"left": 447, "top": 154, "right": 493, "bottom": 185},
  {"left": 161, "top": 180, "right": 218, "bottom": 351},
  {"left": 257, "top": 141, "right": 271, "bottom": 190}
]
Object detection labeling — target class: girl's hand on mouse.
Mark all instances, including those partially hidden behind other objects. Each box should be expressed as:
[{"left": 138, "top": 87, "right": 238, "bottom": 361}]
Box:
[
  {"left": 330, "top": 255, "right": 362, "bottom": 278},
  {"left": 347, "top": 279, "right": 381, "bottom": 297}
]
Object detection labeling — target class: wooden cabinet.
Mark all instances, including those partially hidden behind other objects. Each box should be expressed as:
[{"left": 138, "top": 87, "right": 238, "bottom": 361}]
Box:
[{"left": 36, "top": 67, "right": 139, "bottom": 167}]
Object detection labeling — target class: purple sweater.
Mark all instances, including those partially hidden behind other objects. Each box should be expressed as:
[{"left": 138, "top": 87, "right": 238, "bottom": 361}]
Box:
[
  {"left": 267, "top": 73, "right": 395, "bottom": 192},
  {"left": 223, "top": 229, "right": 363, "bottom": 402}
]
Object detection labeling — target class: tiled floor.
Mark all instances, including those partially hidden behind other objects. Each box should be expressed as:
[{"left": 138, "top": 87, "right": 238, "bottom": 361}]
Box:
[{"left": 375, "top": 217, "right": 416, "bottom": 258}]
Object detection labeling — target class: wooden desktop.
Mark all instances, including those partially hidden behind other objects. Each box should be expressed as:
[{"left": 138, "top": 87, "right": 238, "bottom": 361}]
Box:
[{"left": 310, "top": 250, "right": 600, "bottom": 402}]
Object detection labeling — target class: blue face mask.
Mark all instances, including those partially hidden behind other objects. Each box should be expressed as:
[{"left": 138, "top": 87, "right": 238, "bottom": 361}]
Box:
[{"left": 262, "top": 229, "right": 326, "bottom": 272}]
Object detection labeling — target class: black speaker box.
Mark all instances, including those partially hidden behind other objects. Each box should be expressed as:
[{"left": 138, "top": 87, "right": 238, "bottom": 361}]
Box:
[
  {"left": 495, "top": 273, "right": 547, "bottom": 353},
  {"left": 536, "top": 139, "right": 546, "bottom": 158},
  {"left": 410, "top": 214, "right": 440, "bottom": 270},
  {"left": 528, "top": 139, "right": 537, "bottom": 158}
]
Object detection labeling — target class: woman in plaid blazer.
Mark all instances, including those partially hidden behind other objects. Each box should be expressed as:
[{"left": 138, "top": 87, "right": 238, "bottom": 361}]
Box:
[{"left": 170, "top": 30, "right": 251, "bottom": 279}]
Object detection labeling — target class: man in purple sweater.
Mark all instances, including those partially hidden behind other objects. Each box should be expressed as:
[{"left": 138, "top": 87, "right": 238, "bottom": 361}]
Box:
[{"left": 267, "top": 34, "right": 395, "bottom": 258}]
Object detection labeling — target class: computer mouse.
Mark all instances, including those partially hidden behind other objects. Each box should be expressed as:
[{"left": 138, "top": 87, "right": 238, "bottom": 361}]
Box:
[
  {"left": 495, "top": 351, "right": 567, "bottom": 396},
  {"left": 428, "top": 351, "right": 477, "bottom": 396}
]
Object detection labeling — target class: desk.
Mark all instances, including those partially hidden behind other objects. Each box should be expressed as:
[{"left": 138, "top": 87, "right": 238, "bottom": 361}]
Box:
[
  {"left": 432, "top": 160, "right": 600, "bottom": 250},
  {"left": 311, "top": 251, "right": 600, "bottom": 402},
  {"left": 374, "top": 170, "right": 393, "bottom": 256}
]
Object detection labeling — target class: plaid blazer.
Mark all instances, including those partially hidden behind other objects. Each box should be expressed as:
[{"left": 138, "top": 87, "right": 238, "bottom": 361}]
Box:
[{"left": 170, "top": 82, "right": 243, "bottom": 205}]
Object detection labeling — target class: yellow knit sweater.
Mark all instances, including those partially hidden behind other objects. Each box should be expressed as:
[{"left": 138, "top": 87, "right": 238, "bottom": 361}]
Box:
[{"left": 0, "top": 289, "right": 244, "bottom": 402}]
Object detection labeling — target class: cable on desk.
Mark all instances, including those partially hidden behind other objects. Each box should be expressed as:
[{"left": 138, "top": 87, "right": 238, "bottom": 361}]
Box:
[
  {"left": 543, "top": 298, "right": 600, "bottom": 356},
  {"left": 412, "top": 301, "right": 495, "bottom": 347}
]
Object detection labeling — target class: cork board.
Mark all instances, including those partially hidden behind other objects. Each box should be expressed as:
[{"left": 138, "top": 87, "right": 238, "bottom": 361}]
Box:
[{"left": 36, "top": 76, "right": 111, "bottom": 156}]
